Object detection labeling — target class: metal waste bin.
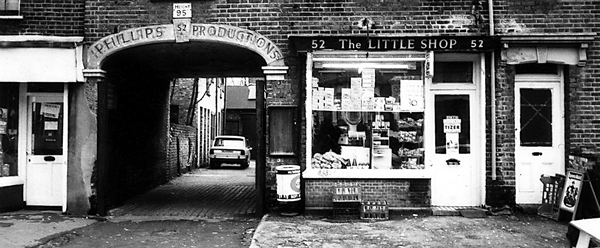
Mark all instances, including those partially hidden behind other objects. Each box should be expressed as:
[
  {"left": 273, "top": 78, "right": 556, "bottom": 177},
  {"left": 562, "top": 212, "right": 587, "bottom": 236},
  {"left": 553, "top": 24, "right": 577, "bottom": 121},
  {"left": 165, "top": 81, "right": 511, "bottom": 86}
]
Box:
[{"left": 276, "top": 165, "right": 301, "bottom": 202}]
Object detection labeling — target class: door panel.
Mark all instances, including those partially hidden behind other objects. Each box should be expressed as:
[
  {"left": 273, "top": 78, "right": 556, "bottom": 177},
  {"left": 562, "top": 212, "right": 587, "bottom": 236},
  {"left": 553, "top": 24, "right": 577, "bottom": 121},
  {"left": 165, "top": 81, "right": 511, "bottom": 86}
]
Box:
[
  {"left": 26, "top": 95, "right": 65, "bottom": 206},
  {"left": 428, "top": 91, "right": 480, "bottom": 206},
  {"left": 515, "top": 82, "right": 564, "bottom": 204}
]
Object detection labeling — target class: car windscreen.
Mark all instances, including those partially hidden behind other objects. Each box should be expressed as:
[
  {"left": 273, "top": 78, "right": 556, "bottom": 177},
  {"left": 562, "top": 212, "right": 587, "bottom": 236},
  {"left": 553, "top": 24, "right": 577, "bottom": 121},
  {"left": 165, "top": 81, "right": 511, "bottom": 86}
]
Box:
[{"left": 214, "top": 138, "right": 245, "bottom": 147}]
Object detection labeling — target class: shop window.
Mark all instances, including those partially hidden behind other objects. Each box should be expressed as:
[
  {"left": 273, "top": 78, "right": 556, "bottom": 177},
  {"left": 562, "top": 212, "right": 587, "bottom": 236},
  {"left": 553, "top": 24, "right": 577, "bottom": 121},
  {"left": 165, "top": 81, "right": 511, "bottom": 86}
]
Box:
[
  {"left": 0, "top": 84, "right": 19, "bottom": 177},
  {"left": 433, "top": 62, "right": 473, "bottom": 83},
  {"left": 0, "top": 0, "right": 19, "bottom": 16},
  {"left": 309, "top": 53, "right": 426, "bottom": 170},
  {"left": 269, "top": 107, "right": 296, "bottom": 156}
]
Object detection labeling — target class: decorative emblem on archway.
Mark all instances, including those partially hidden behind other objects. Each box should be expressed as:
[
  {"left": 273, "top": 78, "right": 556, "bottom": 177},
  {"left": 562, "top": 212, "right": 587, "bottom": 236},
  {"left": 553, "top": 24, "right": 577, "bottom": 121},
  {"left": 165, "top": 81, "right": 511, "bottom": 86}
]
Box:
[{"left": 86, "top": 23, "right": 285, "bottom": 71}]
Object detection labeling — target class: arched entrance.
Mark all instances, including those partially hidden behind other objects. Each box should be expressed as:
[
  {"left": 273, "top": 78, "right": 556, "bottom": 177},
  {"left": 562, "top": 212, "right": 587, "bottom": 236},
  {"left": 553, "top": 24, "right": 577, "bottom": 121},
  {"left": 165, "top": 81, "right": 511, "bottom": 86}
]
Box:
[{"left": 83, "top": 24, "right": 287, "bottom": 216}]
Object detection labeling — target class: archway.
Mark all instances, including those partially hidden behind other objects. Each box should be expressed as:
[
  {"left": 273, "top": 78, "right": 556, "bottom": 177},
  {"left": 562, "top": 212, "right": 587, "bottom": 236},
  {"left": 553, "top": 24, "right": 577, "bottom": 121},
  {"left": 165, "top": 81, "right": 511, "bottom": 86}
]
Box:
[{"left": 83, "top": 24, "right": 287, "bottom": 216}]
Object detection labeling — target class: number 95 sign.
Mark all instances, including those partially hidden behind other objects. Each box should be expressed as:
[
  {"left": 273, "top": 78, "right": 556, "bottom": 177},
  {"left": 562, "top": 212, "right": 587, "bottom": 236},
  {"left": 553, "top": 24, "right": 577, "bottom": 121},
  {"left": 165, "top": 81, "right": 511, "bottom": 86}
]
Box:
[{"left": 173, "top": 3, "right": 192, "bottom": 19}]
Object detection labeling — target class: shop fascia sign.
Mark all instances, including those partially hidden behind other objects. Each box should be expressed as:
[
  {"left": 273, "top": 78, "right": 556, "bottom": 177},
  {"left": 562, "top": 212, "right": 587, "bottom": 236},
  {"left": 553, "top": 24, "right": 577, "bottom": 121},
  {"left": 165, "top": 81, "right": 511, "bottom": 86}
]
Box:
[{"left": 290, "top": 36, "right": 498, "bottom": 52}]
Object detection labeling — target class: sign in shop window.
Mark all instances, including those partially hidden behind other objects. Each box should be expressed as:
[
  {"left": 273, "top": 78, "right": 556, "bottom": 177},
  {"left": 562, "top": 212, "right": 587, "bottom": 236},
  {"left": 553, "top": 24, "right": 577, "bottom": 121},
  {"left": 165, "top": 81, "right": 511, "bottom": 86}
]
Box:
[{"left": 310, "top": 57, "right": 426, "bottom": 171}]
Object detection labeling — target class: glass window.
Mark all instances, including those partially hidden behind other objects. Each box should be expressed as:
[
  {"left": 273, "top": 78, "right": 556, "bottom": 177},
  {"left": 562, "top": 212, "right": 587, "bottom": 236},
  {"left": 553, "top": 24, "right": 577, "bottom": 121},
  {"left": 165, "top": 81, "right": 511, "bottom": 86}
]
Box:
[
  {"left": 310, "top": 59, "right": 425, "bottom": 170},
  {"left": 0, "top": 84, "right": 19, "bottom": 177},
  {"left": 520, "top": 89, "right": 552, "bottom": 146},
  {"left": 269, "top": 107, "right": 296, "bottom": 155},
  {"left": 515, "top": 64, "right": 558, "bottom": 75},
  {"left": 434, "top": 95, "right": 470, "bottom": 154},
  {"left": 0, "top": 0, "right": 19, "bottom": 16},
  {"left": 433, "top": 62, "right": 473, "bottom": 83}
]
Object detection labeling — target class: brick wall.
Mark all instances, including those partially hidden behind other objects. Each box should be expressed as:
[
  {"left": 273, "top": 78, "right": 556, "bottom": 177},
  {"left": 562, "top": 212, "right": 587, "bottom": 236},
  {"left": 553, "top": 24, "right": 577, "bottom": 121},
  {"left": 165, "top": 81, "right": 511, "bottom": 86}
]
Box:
[
  {"left": 167, "top": 124, "right": 198, "bottom": 180},
  {"left": 0, "top": 0, "right": 85, "bottom": 35},
  {"left": 76, "top": 0, "right": 600, "bottom": 210},
  {"left": 305, "top": 179, "right": 430, "bottom": 209}
]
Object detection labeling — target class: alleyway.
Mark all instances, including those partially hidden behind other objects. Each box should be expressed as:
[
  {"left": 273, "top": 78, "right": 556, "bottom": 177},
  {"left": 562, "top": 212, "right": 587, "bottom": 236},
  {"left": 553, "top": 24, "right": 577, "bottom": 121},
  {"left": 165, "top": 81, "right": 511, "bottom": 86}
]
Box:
[{"left": 108, "top": 161, "right": 256, "bottom": 219}]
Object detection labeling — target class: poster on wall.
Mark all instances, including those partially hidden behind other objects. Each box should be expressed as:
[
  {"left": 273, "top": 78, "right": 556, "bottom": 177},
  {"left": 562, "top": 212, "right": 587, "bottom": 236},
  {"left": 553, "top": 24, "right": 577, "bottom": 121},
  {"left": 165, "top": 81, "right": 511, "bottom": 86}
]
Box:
[
  {"left": 559, "top": 170, "right": 584, "bottom": 213},
  {"left": 400, "top": 80, "right": 424, "bottom": 112}
]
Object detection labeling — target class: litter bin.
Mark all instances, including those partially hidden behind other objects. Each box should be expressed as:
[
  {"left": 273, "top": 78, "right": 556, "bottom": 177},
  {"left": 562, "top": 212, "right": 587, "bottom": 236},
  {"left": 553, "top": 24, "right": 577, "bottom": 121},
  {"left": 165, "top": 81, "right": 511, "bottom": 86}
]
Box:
[{"left": 276, "top": 165, "right": 301, "bottom": 202}]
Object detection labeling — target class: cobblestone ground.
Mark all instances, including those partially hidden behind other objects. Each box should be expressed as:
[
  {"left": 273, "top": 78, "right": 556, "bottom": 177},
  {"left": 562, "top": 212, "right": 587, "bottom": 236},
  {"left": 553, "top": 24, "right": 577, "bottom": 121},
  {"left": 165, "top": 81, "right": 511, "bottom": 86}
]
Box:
[{"left": 109, "top": 162, "right": 256, "bottom": 219}]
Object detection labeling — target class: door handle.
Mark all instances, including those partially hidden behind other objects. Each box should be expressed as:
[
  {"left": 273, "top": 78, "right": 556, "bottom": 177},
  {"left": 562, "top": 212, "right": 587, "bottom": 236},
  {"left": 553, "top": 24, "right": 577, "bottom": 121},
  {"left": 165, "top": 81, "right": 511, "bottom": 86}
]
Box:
[
  {"left": 532, "top": 152, "right": 543, "bottom": 156},
  {"left": 44, "top": 156, "right": 56, "bottom": 162}
]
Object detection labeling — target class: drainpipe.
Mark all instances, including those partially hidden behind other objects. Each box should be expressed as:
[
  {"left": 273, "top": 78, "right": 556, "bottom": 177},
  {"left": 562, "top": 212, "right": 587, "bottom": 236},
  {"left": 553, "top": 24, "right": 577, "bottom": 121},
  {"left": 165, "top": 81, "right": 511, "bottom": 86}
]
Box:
[{"left": 488, "top": 0, "right": 497, "bottom": 180}]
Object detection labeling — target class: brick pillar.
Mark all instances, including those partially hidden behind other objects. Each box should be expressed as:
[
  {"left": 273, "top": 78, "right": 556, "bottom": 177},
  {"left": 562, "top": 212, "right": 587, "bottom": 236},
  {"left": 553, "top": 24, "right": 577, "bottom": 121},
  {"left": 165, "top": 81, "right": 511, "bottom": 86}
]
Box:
[
  {"left": 83, "top": 69, "right": 107, "bottom": 215},
  {"left": 258, "top": 66, "right": 289, "bottom": 215}
]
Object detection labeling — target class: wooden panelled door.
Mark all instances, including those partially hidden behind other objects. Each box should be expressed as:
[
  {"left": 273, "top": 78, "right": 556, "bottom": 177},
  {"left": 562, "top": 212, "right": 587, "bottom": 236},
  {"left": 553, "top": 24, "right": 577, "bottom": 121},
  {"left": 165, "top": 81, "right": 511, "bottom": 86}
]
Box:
[{"left": 515, "top": 74, "right": 565, "bottom": 204}]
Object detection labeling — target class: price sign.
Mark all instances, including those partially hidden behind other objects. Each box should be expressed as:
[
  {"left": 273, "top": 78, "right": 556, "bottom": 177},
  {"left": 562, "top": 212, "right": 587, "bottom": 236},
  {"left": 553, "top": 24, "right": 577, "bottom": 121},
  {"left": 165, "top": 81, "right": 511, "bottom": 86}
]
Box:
[{"left": 173, "top": 3, "right": 192, "bottom": 19}]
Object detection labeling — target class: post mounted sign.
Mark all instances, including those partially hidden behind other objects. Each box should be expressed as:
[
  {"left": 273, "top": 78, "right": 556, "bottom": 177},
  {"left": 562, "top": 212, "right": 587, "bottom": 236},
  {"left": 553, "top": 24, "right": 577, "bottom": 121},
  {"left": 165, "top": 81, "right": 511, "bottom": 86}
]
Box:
[{"left": 173, "top": 3, "right": 192, "bottom": 19}]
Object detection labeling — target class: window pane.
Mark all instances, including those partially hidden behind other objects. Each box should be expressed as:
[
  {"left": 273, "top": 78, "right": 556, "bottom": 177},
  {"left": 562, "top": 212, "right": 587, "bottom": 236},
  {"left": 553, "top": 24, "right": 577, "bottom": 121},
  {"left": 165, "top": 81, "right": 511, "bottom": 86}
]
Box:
[
  {"left": 433, "top": 62, "right": 473, "bottom": 83},
  {"left": 515, "top": 64, "right": 558, "bottom": 74},
  {"left": 435, "top": 95, "right": 470, "bottom": 154},
  {"left": 32, "top": 102, "right": 63, "bottom": 155},
  {"left": 270, "top": 107, "right": 295, "bottom": 155},
  {"left": 520, "top": 89, "right": 552, "bottom": 146},
  {"left": 0, "top": 84, "right": 19, "bottom": 177}
]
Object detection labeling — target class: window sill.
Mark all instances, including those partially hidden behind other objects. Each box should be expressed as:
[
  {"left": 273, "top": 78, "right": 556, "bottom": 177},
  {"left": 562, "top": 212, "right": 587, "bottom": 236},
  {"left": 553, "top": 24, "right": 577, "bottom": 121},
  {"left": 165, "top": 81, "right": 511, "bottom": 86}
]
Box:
[
  {"left": 303, "top": 168, "right": 431, "bottom": 179},
  {"left": 0, "top": 15, "right": 24, "bottom": 20},
  {"left": 0, "top": 177, "right": 24, "bottom": 187}
]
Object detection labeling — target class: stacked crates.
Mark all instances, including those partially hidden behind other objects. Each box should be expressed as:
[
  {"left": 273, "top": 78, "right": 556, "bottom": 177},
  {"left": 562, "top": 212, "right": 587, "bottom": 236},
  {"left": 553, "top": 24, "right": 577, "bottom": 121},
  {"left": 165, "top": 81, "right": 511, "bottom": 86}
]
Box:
[
  {"left": 360, "top": 200, "right": 389, "bottom": 220},
  {"left": 332, "top": 184, "right": 361, "bottom": 219}
]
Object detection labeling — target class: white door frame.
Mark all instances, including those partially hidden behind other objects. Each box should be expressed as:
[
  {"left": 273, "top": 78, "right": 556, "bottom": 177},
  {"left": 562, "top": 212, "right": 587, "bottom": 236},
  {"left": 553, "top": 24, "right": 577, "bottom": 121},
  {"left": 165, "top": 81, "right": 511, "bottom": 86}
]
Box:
[
  {"left": 426, "top": 53, "right": 486, "bottom": 206},
  {"left": 514, "top": 72, "right": 565, "bottom": 204},
  {"left": 20, "top": 84, "right": 68, "bottom": 212}
]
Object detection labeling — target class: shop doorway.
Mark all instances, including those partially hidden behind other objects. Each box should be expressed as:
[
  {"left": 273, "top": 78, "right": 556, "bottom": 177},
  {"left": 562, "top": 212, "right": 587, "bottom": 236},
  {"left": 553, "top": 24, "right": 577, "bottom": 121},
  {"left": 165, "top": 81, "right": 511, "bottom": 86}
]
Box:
[
  {"left": 427, "top": 54, "right": 483, "bottom": 207},
  {"left": 514, "top": 73, "right": 565, "bottom": 204},
  {"left": 25, "top": 91, "right": 67, "bottom": 210},
  {"left": 428, "top": 91, "right": 482, "bottom": 206}
]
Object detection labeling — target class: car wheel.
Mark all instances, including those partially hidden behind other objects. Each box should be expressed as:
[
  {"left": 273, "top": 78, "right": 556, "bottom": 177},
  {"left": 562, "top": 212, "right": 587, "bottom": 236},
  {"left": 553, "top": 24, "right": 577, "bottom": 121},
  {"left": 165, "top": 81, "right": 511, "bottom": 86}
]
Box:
[
  {"left": 241, "top": 160, "right": 249, "bottom": 169},
  {"left": 209, "top": 160, "right": 219, "bottom": 169}
]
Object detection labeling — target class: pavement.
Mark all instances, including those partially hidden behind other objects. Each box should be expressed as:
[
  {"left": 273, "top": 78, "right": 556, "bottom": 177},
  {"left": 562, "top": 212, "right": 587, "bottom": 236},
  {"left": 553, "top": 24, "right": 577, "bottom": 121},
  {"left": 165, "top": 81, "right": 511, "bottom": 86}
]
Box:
[
  {"left": 0, "top": 208, "right": 582, "bottom": 248},
  {"left": 0, "top": 162, "right": 587, "bottom": 247}
]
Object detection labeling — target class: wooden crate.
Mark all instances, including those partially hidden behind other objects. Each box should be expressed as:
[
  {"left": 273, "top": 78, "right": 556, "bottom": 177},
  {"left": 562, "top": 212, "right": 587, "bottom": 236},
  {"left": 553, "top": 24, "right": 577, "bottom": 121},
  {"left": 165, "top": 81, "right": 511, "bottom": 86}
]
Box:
[{"left": 360, "top": 200, "right": 389, "bottom": 220}]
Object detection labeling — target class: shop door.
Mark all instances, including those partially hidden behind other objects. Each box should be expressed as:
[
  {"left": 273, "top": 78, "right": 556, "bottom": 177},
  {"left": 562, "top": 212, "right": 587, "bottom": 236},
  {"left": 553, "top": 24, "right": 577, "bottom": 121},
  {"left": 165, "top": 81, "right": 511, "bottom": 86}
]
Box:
[
  {"left": 515, "top": 79, "right": 564, "bottom": 204},
  {"left": 25, "top": 94, "right": 66, "bottom": 207},
  {"left": 428, "top": 91, "right": 481, "bottom": 206}
]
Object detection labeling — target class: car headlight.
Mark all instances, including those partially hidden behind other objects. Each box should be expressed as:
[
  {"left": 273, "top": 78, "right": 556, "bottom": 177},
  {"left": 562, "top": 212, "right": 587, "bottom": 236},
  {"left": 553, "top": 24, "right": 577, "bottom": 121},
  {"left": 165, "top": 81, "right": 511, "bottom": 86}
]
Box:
[
  {"left": 231, "top": 151, "right": 242, "bottom": 154},
  {"left": 212, "top": 150, "right": 223, "bottom": 153}
]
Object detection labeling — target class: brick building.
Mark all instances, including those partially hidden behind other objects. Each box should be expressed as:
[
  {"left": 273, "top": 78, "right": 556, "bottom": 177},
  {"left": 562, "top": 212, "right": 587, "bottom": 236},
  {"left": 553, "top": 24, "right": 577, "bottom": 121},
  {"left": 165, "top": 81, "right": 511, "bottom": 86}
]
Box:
[{"left": 0, "top": 0, "right": 598, "bottom": 216}]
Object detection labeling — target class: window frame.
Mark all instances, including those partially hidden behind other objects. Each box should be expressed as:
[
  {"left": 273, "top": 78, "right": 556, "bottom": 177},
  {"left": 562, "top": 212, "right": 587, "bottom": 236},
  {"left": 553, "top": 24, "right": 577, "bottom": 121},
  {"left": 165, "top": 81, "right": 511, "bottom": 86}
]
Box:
[
  {"left": 0, "top": 0, "right": 21, "bottom": 19},
  {"left": 268, "top": 106, "right": 297, "bottom": 156}
]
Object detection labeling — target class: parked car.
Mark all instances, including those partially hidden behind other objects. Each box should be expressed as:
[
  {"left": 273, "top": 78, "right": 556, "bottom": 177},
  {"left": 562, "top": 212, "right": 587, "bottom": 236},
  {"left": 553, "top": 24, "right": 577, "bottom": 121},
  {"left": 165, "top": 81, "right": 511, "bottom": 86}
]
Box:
[{"left": 209, "top": 135, "right": 251, "bottom": 169}]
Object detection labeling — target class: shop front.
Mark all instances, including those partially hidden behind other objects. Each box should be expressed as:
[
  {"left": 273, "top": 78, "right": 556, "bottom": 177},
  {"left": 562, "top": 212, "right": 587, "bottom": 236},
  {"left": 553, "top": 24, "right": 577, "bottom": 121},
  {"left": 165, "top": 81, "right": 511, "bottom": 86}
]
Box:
[
  {"left": 0, "top": 36, "right": 84, "bottom": 212},
  {"left": 290, "top": 36, "right": 496, "bottom": 211}
]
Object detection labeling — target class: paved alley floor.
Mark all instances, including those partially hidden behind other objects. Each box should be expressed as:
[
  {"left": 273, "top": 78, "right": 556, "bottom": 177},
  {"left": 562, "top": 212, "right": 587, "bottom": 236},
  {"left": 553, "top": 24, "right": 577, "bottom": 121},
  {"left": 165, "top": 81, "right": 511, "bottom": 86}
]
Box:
[
  {"left": 251, "top": 213, "right": 575, "bottom": 248},
  {"left": 109, "top": 162, "right": 256, "bottom": 219}
]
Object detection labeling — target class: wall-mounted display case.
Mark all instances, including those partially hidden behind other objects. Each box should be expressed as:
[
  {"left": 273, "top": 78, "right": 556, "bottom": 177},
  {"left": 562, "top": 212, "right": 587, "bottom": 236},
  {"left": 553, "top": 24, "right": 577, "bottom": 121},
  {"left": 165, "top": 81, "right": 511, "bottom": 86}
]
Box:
[{"left": 305, "top": 51, "right": 432, "bottom": 179}]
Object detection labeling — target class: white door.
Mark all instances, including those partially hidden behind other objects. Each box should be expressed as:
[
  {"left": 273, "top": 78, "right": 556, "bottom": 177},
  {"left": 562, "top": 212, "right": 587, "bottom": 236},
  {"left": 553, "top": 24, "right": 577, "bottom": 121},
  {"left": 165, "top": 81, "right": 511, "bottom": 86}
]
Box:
[
  {"left": 515, "top": 76, "right": 564, "bottom": 204},
  {"left": 428, "top": 91, "right": 481, "bottom": 206},
  {"left": 26, "top": 94, "right": 66, "bottom": 207}
]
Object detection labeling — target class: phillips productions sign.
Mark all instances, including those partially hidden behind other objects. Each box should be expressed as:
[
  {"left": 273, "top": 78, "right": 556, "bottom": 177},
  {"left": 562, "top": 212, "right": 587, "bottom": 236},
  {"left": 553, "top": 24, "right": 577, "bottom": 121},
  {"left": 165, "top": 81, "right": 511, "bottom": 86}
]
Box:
[{"left": 87, "top": 24, "right": 284, "bottom": 69}]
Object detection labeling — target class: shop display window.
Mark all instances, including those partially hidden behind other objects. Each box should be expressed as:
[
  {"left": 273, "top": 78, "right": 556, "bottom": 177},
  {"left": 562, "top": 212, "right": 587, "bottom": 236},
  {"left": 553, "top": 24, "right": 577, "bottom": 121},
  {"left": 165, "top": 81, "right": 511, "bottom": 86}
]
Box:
[
  {"left": 0, "top": 84, "right": 19, "bottom": 177},
  {"left": 309, "top": 53, "right": 427, "bottom": 172}
]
